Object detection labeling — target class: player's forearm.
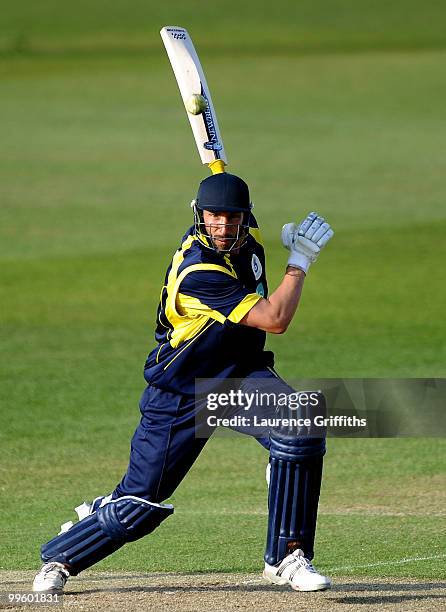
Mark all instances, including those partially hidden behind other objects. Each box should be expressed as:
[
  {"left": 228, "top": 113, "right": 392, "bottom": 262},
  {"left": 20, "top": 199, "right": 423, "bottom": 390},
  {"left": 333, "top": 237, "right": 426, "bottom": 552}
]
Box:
[
  {"left": 240, "top": 266, "right": 305, "bottom": 334},
  {"left": 264, "top": 266, "right": 306, "bottom": 333}
]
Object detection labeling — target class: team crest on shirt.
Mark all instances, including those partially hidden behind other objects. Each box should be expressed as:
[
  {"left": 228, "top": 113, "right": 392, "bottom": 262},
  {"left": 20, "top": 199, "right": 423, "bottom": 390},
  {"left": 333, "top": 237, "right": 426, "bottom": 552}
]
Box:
[
  {"left": 251, "top": 254, "right": 262, "bottom": 280},
  {"left": 256, "top": 282, "right": 265, "bottom": 297}
]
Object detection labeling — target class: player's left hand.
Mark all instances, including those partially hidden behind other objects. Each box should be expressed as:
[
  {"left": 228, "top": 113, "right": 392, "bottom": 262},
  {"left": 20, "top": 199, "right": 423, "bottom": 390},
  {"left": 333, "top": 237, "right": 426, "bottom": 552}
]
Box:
[{"left": 282, "top": 212, "right": 334, "bottom": 274}]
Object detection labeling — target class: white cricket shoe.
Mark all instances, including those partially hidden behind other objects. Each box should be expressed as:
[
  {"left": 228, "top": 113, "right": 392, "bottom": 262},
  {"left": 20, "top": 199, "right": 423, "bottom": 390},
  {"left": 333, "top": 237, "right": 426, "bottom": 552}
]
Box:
[
  {"left": 32, "top": 562, "right": 70, "bottom": 593},
  {"left": 263, "top": 549, "right": 331, "bottom": 592}
]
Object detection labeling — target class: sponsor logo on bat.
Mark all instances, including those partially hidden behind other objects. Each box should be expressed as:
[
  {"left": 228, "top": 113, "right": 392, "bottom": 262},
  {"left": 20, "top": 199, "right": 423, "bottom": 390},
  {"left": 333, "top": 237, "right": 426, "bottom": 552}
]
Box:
[
  {"left": 166, "top": 28, "right": 186, "bottom": 40},
  {"left": 201, "top": 92, "right": 222, "bottom": 151}
]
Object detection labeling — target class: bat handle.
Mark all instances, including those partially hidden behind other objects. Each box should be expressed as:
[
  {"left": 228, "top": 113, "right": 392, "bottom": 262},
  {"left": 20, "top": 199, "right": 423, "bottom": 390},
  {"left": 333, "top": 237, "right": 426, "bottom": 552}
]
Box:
[{"left": 208, "top": 159, "right": 226, "bottom": 175}]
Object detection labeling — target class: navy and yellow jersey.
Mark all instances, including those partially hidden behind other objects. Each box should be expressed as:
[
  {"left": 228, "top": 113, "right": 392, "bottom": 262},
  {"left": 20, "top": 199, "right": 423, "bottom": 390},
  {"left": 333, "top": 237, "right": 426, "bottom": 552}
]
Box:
[{"left": 144, "top": 216, "right": 270, "bottom": 395}]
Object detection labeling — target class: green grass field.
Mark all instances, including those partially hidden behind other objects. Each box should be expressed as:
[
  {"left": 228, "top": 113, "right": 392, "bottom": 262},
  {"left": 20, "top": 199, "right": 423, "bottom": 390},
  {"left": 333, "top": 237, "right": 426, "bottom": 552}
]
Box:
[{"left": 1, "top": 1, "right": 445, "bottom": 583}]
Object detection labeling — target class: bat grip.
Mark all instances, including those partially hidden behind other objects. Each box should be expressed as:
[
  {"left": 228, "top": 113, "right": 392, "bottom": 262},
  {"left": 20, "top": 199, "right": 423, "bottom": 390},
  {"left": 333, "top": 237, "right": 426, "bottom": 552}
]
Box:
[{"left": 208, "top": 160, "right": 226, "bottom": 175}]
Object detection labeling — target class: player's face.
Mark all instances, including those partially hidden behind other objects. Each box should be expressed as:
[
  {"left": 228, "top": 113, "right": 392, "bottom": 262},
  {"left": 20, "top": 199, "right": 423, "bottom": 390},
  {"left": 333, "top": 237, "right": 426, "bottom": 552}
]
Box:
[{"left": 202, "top": 210, "right": 244, "bottom": 252}]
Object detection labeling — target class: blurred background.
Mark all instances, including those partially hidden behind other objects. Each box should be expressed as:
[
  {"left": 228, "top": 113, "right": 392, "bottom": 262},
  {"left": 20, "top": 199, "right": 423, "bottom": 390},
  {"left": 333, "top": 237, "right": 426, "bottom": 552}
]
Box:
[{"left": 1, "top": 1, "right": 445, "bottom": 576}]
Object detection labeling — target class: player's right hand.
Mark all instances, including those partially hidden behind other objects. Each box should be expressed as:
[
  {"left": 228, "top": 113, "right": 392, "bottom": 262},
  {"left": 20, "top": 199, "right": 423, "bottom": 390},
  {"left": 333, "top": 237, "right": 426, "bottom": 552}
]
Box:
[{"left": 281, "top": 212, "right": 334, "bottom": 274}]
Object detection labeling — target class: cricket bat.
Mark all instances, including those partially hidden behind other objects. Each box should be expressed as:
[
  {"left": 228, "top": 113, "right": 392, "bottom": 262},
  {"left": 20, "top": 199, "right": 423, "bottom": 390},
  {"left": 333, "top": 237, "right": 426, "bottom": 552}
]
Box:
[{"left": 160, "top": 26, "right": 227, "bottom": 175}]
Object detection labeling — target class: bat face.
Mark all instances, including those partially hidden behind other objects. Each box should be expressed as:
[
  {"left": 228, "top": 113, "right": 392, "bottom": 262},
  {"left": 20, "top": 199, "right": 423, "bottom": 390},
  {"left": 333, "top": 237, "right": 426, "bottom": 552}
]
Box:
[{"left": 160, "top": 26, "right": 227, "bottom": 168}]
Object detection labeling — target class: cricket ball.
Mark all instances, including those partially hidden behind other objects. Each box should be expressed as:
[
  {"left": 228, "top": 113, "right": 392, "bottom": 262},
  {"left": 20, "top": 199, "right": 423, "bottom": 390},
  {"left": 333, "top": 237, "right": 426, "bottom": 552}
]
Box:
[{"left": 186, "top": 94, "right": 208, "bottom": 115}]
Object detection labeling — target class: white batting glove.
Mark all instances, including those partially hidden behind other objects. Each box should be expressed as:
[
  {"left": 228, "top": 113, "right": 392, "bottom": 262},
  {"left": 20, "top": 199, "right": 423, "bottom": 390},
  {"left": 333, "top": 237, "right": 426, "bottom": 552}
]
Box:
[{"left": 281, "top": 212, "right": 334, "bottom": 274}]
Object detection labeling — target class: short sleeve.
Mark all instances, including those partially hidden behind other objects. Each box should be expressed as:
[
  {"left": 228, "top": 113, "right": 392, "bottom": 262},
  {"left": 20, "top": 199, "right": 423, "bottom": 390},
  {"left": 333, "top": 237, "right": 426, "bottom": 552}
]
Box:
[{"left": 177, "top": 269, "right": 261, "bottom": 323}]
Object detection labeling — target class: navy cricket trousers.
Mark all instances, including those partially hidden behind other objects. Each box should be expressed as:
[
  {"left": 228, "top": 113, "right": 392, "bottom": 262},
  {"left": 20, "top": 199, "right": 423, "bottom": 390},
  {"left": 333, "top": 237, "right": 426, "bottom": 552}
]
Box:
[{"left": 113, "top": 369, "right": 291, "bottom": 503}]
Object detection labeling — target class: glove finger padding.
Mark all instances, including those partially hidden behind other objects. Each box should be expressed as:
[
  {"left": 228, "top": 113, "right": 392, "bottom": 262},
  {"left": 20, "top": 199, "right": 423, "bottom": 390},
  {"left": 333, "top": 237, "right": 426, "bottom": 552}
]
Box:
[
  {"left": 301, "top": 215, "right": 325, "bottom": 239},
  {"left": 297, "top": 212, "right": 318, "bottom": 236},
  {"left": 316, "top": 227, "right": 334, "bottom": 248},
  {"left": 311, "top": 222, "right": 331, "bottom": 243}
]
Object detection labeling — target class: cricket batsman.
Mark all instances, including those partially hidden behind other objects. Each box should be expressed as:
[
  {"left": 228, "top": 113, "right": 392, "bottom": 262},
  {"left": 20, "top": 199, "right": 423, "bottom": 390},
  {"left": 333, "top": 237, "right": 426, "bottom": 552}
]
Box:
[{"left": 33, "top": 172, "right": 334, "bottom": 593}]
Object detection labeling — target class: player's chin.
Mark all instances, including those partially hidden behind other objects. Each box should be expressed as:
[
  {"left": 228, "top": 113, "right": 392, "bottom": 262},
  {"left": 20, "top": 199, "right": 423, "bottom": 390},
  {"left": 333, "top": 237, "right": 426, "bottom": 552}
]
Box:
[{"left": 213, "top": 237, "right": 234, "bottom": 250}]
